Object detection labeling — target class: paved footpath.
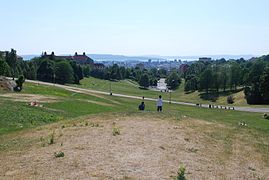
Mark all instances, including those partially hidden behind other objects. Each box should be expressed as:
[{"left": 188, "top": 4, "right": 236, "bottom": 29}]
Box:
[{"left": 24, "top": 79, "right": 269, "bottom": 113}]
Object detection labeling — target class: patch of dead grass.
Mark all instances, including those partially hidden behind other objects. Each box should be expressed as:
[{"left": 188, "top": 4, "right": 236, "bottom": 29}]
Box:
[{"left": 0, "top": 112, "right": 268, "bottom": 179}]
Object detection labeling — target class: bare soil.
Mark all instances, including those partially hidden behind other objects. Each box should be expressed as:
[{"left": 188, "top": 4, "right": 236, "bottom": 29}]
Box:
[
  {"left": 0, "top": 93, "right": 59, "bottom": 103},
  {"left": 0, "top": 113, "right": 268, "bottom": 180}
]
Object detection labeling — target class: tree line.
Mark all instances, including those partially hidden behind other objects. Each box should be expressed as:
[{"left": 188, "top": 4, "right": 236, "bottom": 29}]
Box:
[
  {"left": 90, "top": 64, "right": 181, "bottom": 89},
  {"left": 183, "top": 56, "right": 269, "bottom": 104},
  {"left": 0, "top": 49, "right": 84, "bottom": 84}
]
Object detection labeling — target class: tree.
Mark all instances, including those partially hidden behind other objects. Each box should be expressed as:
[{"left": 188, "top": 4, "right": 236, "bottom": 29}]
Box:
[
  {"left": 230, "top": 62, "right": 241, "bottom": 90},
  {"left": 70, "top": 61, "right": 83, "bottom": 84},
  {"left": 184, "top": 76, "right": 198, "bottom": 92},
  {"left": 37, "top": 59, "right": 55, "bottom": 82},
  {"left": 0, "top": 57, "right": 10, "bottom": 76},
  {"left": 199, "top": 68, "right": 213, "bottom": 93},
  {"left": 166, "top": 71, "right": 181, "bottom": 90},
  {"left": 6, "top": 49, "right": 17, "bottom": 79},
  {"left": 55, "top": 61, "right": 74, "bottom": 84},
  {"left": 260, "top": 68, "right": 269, "bottom": 103},
  {"left": 83, "top": 65, "right": 91, "bottom": 77},
  {"left": 220, "top": 65, "right": 229, "bottom": 92},
  {"left": 139, "top": 73, "right": 150, "bottom": 88}
]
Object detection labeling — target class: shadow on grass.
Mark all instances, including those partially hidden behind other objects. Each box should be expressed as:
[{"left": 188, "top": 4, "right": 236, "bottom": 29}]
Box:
[
  {"left": 199, "top": 88, "right": 243, "bottom": 102},
  {"left": 139, "top": 87, "right": 149, "bottom": 90}
]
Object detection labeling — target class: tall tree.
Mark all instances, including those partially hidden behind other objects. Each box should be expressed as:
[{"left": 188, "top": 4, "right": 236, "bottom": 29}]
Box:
[
  {"left": 199, "top": 68, "right": 213, "bottom": 93},
  {"left": 0, "top": 57, "right": 10, "bottom": 76},
  {"left": 37, "top": 59, "right": 55, "bottom": 82},
  {"left": 6, "top": 49, "right": 17, "bottom": 79},
  {"left": 139, "top": 73, "right": 150, "bottom": 88},
  {"left": 55, "top": 61, "right": 74, "bottom": 84},
  {"left": 166, "top": 71, "right": 181, "bottom": 90}
]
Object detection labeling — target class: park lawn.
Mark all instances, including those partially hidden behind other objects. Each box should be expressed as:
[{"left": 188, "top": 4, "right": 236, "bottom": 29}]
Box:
[
  {"left": 74, "top": 77, "right": 269, "bottom": 108},
  {"left": 1, "top": 82, "right": 269, "bottom": 171},
  {"left": 0, "top": 82, "right": 143, "bottom": 135},
  {"left": 1, "top": 81, "right": 269, "bottom": 136}
]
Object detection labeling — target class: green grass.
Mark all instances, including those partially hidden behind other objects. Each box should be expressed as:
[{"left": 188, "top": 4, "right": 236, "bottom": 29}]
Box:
[
  {"left": 1, "top": 81, "right": 269, "bottom": 136},
  {"left": 0, "top": 82, "right": 141, "bottom": 135},
  {"left": 1, "top": 81, "right": 269, "bottom": 167},
  {"left": 73, "top": 77, "right": 269, "bottom": 108}
]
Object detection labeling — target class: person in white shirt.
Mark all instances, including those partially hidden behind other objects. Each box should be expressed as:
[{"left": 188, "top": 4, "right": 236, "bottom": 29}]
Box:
[{"left": 157, "top": 95, "right": 163, "bottom": 112}]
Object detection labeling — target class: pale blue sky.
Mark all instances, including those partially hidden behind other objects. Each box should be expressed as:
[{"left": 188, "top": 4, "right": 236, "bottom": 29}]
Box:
[{"left": 0, "top": 0, "right": 268, "bottom": 56}]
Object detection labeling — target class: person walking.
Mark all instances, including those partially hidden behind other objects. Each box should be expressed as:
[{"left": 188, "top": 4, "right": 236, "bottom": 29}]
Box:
[{"left": 156, "top": 95, "right": 163, "bottom": 112}]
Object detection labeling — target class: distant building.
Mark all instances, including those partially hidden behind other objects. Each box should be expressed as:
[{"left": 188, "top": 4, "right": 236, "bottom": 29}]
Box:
[
  {"left": 93, "top": 63, "right": 105, "bottom": 70},
  {"left": 0, "top": 50, "right": 23, "bottom": 60},
  {"left": 199, "top": 57, "right": 212, "bottom": 62},
  {"left": 42, "top": 52, "right": 94, "bottom": 65}
]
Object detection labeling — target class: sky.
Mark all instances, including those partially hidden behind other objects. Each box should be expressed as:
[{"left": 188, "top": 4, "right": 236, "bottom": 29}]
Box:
[{"left": 0, "top": 0, "right": 269, "bottom": 56}]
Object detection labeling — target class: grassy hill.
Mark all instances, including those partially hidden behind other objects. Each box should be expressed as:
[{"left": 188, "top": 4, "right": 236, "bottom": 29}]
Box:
[
  {"left": 1, "top": 81, "right": 269, "bottom": 135},
  {"left": 0, "top": 81, "right": 269, "bottom": 179},
  {"left": 72, "top": 77, "right": 268, "bottom": 107}
]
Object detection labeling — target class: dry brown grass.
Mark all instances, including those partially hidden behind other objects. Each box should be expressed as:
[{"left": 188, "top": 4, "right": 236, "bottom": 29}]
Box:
[
  {"left": 0, "top": 93, "right": 60, "bottom": 103},
  {"left": 0, "top": 113, "right": 268, "bottom": 180}
]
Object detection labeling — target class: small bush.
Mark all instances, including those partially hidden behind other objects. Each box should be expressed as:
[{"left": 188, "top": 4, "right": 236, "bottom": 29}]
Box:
[
  {"left": 113, "top": 126, "right": 120, "bottom": 136},
  {"left": 49, "top": 132, "right": 55, "bottom": 145},
  {"left": 54, "top": 151, "right": 65, "bottom": 158},
  {"left": 264, "top": 114, "right": 269, "bottom": 120},
  {"left": 227, "top": 95, "right": 234, "bottom": 104},
  {"left": 176, "top": 165, "right": 186, "bottom": 180}
]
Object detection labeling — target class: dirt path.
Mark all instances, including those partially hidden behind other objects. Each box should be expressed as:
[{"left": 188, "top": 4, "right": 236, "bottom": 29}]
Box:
[{"left": 0, "top": 114, "right": 268, "bottom": 179}]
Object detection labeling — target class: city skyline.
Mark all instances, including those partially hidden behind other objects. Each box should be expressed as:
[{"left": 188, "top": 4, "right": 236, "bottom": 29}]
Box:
[{"left": 0, "top": 0, "right": 268, "bottom": 56}]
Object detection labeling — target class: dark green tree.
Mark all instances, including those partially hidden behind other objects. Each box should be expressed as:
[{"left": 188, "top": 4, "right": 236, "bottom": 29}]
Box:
[
  {"left": 0, "top": 57, "right": 11, "bottom": 76},
  {"left": 37, "top": 59, "right": 55, "bottom": 82},
  {"left": 55, "top": 61, "right": 74, "bottom": 84},
  {"left": 6, "top": 49, "right": 18, "bottom": 79},
  {"left": 139, "top": 73, "right": 150, "bottom": 88},
  {"left": 199, "top": 68, "right": 213, "bottom": 93},
  {"left": 166, "top": 71, "right": 181, "bottom": 90}
]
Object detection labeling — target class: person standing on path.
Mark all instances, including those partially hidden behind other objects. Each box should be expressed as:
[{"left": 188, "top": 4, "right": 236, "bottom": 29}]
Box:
[{"left": 157, "top": 95, "right": 163, "bottom": 112}]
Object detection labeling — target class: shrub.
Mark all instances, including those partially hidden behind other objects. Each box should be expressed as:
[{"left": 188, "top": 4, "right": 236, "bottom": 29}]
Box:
[
  {"left": 227, "top": 95, "right": 234, "bottom": 104},
  {"left": 49, "top": 132, "right": 55, "bottom": 145},
  {"left": 264, "top": 114, "right": 269, "bottom": 120},
  {"left": 14, "top": 75, "right": 25, "bottom": 92},
  {"left": 176, "top": 165, "right": 186, "bottom": 180},
  {"left": 54, "top": 151, "right": 65, "bottom": 158},
  {"left": 112, "top": 126, "right": 120, "bottom": 136}
]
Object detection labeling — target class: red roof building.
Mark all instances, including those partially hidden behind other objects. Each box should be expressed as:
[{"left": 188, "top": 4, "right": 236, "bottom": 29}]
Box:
[{"left": 42, "top": 52, "right": 94, "bottom": 65}]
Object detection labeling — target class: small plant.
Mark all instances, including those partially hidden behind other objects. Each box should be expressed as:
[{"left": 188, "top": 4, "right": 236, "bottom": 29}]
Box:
[
  {"left": 227, "top": 95, "right": 234, "bottom": 104},
  {"left": 263, "top": 113, "right": 269, "bottom": 120},
  {"left": 40, "top": 136, "right": 46, "bottom": 147},
  {"left": 54, "top": 151, "right": 65, "bottom": 158},
  {"left": 176, "top": 165, "right": 186, "bottom": 180},
  {"left": 112, "top": 126, "right": 120, "bottom": 136},
  {"left": 49, "top": 132, "right": 55, "bottom": 145}
]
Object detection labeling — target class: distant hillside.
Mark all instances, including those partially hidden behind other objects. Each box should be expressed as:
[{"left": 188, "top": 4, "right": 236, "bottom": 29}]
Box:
[
  {"left": 88, "top": 54, "right": 166, "bottom": 62},
  {"left": 21, "top": 54, "right": 256, "bottom": 61},
  {"left": 160, "top": 55, "right": 256, "bottom": 61}
]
